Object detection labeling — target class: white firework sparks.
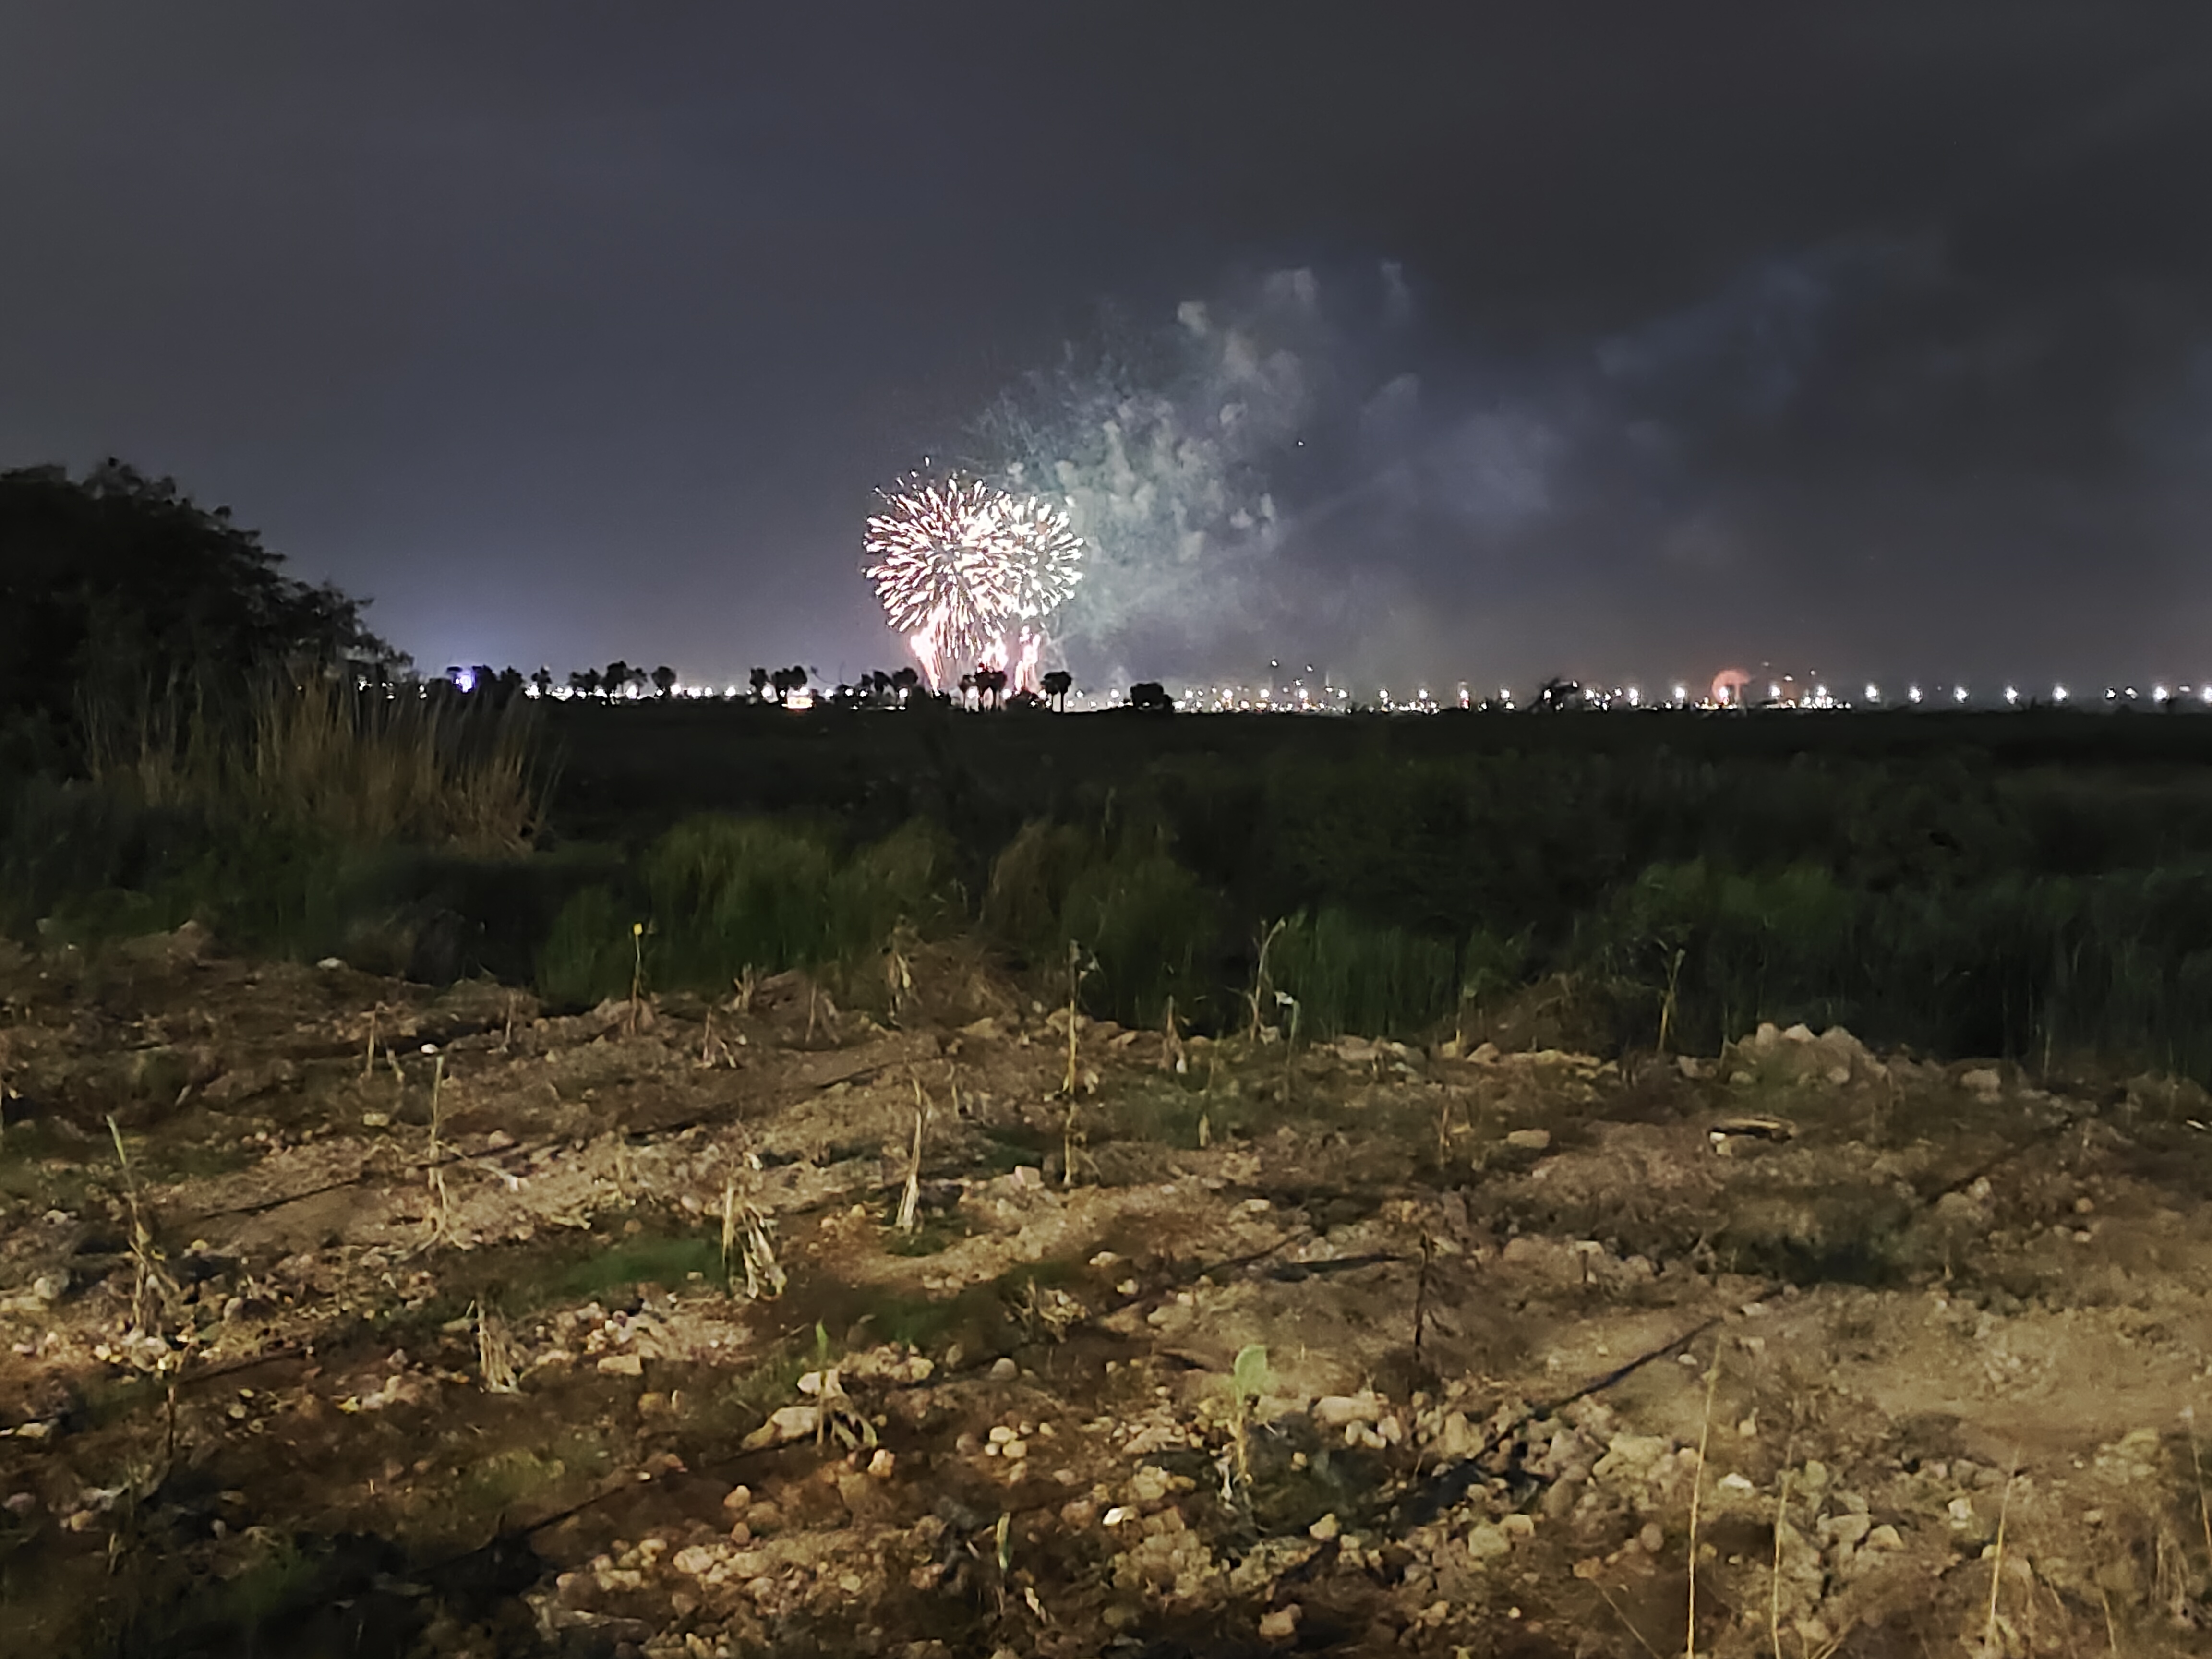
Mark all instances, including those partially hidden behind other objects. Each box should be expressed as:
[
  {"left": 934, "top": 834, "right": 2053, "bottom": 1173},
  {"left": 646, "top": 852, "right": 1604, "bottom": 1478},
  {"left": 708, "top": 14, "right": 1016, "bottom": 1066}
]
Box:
[{"left": 864, "top": 475, "right": 1083, "bottom": 690}]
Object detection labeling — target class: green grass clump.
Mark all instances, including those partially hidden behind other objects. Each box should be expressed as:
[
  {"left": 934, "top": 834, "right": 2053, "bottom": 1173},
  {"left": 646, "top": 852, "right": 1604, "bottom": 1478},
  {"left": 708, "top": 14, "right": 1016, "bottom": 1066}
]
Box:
[
  {"left": 1269, "top": 907, "right": 1458, "bottom": 1041},
  {"left": 534, "top": 814, "right": 956, "bottom": 1006}
]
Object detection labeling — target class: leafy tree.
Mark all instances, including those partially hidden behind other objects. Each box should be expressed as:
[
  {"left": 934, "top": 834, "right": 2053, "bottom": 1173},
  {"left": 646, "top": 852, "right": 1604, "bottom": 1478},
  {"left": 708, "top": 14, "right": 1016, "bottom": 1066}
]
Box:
[
  {"left": 976, "top": 667, "right": 1009, "bottom": 710},
  {"left": 571, "top": 668, "right": 602, "bottom": 699},
  {"left": 1043, "top": 669, "right": 1073, "bottom": 711},
  {"left": 0, "top": 459, "right": 398, "bottom": 744},
  {"left": 531, "top": 667, "right": 554, "bottom": 699},
  {"left": 1127, "top": 681, "right": 1175, "bottom": 713},
  {"left": 749, "top": 666, "right": 770, "bottom": 703},
  {"left": 603, "top": 661, "right": 632, "bottom": 700},
  {"left": 652, "top": 664, "right": 677, "bottom": 699}
]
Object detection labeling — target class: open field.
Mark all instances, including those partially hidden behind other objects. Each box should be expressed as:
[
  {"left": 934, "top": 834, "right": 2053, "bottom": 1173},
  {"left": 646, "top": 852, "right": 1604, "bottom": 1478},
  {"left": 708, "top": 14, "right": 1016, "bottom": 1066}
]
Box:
[
  {"left": 6, "top": 925, "right": 2212, "bottom": 1655},
  {"left": 10, "top": 705, "right": 2212, "bottom": 1655}
]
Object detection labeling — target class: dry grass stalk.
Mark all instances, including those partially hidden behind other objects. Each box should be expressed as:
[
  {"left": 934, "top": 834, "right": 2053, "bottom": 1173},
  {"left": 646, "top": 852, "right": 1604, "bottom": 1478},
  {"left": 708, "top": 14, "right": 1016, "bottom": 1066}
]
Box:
[
  {"left": 1595, "top": 1581, "right": 1663, "bottom": 1659},
  {"left": 897, "top": 1085, "right": 928, "bottom": 1233},
  {"left": 626, "top": 921, "right": 648, "bottom": 1035},
  {"left": 1243, "top": 919, "right": 1286, "bottom": 1042},
  {"left": 474, "top": 1300, "right": 520, "bottom": 1394},
  {"left": 733, "top": 966, "right": 759, "bottom": 1015},
  {"left": 884, "top": 924, "right": 916, "bottom": 1021},
  {"left": 361, "top": 1006, "right": 378, "bottom": 1080},
  {"left": 1984, "top": 1450, "right": 2021, "bottom": 1656},
  {"left": 2188, "top": 1405, "right": 2212, "bottom": 1577},
  {"left": 1769, "top": 1432, "right": 1796, "bottom": 1659},
  {"left": 106, "top": 1115, "right": 179, "bottom": 1335},
  {"left": 1159, "top": 996, "right": 1186, "bottom": 1074},
  {"left": 1658, "top": 946, "right": 1686, "bottom": 1053},
  {"left": 422, "top": 1055, "right": 449, "bottom": 1245},
  {"left": 1685, "top": 1344, "right": 1721, "bottom": 1659},
  {"left": 724, "top": 1177, "right": 785, "bottom": 1300}
]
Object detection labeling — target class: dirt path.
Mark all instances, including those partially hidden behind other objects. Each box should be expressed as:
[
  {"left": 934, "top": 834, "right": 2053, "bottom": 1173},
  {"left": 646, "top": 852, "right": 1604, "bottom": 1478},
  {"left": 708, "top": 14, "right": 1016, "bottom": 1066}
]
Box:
[{"left": 4, "top": 928, "right": 2212, "bottom": 1656}]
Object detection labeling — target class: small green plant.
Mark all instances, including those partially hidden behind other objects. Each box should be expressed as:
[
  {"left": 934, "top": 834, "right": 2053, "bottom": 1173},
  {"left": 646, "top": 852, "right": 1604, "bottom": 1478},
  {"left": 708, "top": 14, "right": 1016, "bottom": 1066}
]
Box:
[{"left": 1225, "top": 1343, "right": 1273, "bottom": 1491}]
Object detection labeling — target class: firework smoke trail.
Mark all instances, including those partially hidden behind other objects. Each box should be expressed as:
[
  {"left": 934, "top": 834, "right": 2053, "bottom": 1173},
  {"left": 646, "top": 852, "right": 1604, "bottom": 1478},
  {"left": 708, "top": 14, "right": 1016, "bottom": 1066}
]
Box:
[{"left": 863, "top": 475, "right": 1084, "bottom": 690}]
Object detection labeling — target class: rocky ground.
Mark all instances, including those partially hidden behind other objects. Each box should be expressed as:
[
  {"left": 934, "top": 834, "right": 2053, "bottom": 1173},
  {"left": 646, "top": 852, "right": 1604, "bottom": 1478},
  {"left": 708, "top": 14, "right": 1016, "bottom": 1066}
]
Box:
[{"left": 4, "top": 924, "right": 2212, "bottom": 1657}]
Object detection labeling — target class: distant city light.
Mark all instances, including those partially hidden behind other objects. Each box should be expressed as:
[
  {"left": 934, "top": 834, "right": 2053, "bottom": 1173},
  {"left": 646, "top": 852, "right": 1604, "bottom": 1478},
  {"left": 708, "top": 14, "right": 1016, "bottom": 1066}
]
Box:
[
  {"left": 1909, "top": 685, "right": 1923, "bottom": 704},
  {"left": 1865, "top": 684, "right": 1879, "bottom": 703},
  {"left": 1953, "top": 685, "right": 1969, "bottom": 703},
  {"left": 2004, "top": 686, "right": 2019, "bottom": 705},
  {"left": 2054, "top": 685, "right": 2068, "bottom": 703}
]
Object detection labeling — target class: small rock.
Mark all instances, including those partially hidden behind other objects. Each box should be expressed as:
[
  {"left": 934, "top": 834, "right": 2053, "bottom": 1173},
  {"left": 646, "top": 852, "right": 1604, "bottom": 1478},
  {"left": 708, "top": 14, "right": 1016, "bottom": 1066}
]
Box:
[
  {"left": 1867, "top": 1523, "right": 1904, "bottom": 1551},
  {"left": 1466, "top": 1522, "right": 1511, "bottom": 1560},
  {"left": 1638, "top": 1522, "right": 1666, "bottom": 1553},
  {"left": 868, "top": 1449, "right": 896, "bottom": 1479},
  {"left": 1307, "top": 1513, "right": 1340, "bottom": 1542},
  {"left": 1500, "top": 1513, "right": 1535, "bottom": 1538},
  {"left": 673, "top": 1545, "right": 717, "bottom": 1576},
  {"left": 1504, "top": 1129, "right": 1552, "bottom": 1152},
  {"left": 722, "top": 1484, "right": 753, "bottom": 1512},
  {"left": 1258, "top": 1604, "right": 1302, "bottom": 1640},
  {"left": 741, "top": 1405, "right": 819, "bottom": 1448},
  {"left": 1827, "top": 1513, "right": 1872, "bottom": 1548},
  {"left": 596, "top": 1353, "right": 643, "bottom": 1377},
  {"left": 989, "top": 1357, "right": 1019, "bottom": 1380},
  {"left": 1314, "top": 1393, "right": 1382, "bottom": 1428}
]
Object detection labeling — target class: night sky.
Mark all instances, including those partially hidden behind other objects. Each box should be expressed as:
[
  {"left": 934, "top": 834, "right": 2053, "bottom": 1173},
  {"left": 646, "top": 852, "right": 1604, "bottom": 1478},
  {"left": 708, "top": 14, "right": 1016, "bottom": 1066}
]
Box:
[{"left": 6, "top": 5, "right": 2211, "bottom": 696}]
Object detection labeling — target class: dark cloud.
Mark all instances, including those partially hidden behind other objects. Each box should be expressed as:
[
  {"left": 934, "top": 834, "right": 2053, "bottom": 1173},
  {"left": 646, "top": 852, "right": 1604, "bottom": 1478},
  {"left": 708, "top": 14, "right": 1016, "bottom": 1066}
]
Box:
[{"left": 3, "top": 3, "right": 2209, "bottom": 691}]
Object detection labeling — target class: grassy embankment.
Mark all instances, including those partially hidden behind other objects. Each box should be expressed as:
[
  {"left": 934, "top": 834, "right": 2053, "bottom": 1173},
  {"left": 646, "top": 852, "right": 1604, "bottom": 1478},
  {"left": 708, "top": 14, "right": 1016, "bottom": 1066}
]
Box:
[{"left": 14, "top": 691, "right": 2212, "bottom": 1084}]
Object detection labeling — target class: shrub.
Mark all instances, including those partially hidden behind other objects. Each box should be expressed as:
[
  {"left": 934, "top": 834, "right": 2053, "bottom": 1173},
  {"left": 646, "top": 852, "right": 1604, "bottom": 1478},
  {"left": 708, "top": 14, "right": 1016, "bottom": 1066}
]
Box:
[
  {"left": 1059, "top": 847, "right": 1222, "bottom": 1029},
  {"left": 1269, "top": 907, "right": 1458, "bottom": 1040},
  {"left": 536, "top": 884, "right": 633, "bottom": 1007}
]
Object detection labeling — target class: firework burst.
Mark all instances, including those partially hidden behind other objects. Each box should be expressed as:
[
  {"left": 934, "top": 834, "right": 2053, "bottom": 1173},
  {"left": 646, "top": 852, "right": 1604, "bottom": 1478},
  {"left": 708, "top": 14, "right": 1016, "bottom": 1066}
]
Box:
[{"left": 864, "top": 474, "right": 1083, "bottom": 690}]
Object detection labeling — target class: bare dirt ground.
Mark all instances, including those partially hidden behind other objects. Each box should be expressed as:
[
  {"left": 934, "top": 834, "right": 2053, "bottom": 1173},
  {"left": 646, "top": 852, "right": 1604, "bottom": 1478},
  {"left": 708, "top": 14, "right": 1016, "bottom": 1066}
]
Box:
[{"left": 5, "top": 925, "right": 2212, "bottom": 1658}]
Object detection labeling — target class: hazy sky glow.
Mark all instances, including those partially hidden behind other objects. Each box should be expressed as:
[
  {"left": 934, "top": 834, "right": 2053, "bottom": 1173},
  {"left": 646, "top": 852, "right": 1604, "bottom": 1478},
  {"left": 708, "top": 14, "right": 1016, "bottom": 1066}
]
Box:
[{"left": 6, "top": 5, "right": 2211, "bottom": 692}]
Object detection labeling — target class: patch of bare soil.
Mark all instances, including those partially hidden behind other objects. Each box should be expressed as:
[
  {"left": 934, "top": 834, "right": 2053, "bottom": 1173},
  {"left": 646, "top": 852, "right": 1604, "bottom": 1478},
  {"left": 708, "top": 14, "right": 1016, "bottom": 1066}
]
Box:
[{"left": 5, "top": 929, "right": 2212, "bottom": 1657}]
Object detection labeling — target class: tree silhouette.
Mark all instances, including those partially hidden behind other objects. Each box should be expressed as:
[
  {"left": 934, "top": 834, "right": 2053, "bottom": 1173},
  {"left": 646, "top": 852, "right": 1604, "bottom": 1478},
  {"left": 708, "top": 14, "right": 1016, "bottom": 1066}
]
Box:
[
  {"left": 1534, "top": 677, "right": 1586, "bottom": 713},
  {"left": 890, "top": 666, "right": 921, "bottom": 701},
  {"left": 1128, "top": 681, "right": 1174, "bottom": 713},
  {"left": 976, "top": 666, "right": 1009, "bottom": 710},
  {"left": 651, "top": 664, "right": 677, "bottom": 699},
  {"left": 749, "top": 666, "right": 770, "bottom": 703},
  {"left": 603, "top": 661, "right": 631, "bottom": 700},
  {"left": 571, "top": 668, "right": 602, "bottom": 699},
  {"left": 530, "top": 667, "right": 553, "bottom": 700},
  {"left": 1042, "top": 669, "right": 1072, "bottom": 711},
  {"left": 0, "top": 459, "right": 397, "bottom": 741}
]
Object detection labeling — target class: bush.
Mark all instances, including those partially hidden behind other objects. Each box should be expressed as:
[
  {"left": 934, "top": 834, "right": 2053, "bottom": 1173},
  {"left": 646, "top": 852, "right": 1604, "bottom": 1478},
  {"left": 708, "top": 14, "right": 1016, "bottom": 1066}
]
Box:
[
  {"left": 1269, "top": 907, "right": 1458, "bottom": 1040},
  {"left": 1059, "top": 848, "right": 1222, "bottom": 1029},
  {"left": 536, "top": 884, "right": 634, "bottom": 1007}
]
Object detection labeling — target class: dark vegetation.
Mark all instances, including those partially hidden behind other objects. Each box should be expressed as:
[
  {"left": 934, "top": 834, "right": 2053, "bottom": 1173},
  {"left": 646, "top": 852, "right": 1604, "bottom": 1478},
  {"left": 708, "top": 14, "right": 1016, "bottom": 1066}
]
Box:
[{"left": 13, "top": 462, "right": 2212, "bottom": 1083}]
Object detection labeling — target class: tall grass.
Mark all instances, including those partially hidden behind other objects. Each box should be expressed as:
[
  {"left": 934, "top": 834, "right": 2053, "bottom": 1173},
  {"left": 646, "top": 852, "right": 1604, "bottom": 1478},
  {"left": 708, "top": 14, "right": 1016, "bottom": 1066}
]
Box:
[
  {"left": 88, "top": 677, "right": 545, "bottom": 853},
  {"left": 536, "top": 816, "right": 955, "bottom": 1006},
  {"left": 1268, "top": 907, "right": 1458, "bottom": 1040},
  {"left": 982, "top": 820, "right": 1224, "bottom": 1027}
]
